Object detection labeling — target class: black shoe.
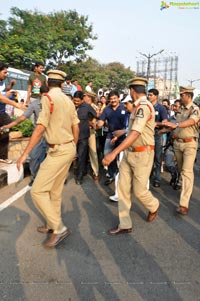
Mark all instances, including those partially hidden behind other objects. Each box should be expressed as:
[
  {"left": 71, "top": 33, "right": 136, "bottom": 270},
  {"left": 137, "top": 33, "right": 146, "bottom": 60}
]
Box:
[
  {"left": 28, "top": 179, "right": 34, "bottom": 187},
  {"left": 173, "top": 183, "right": 181, "bottom": 190},
  {"left": 104, "top": 177, "right": 114, "bottom": 185}
]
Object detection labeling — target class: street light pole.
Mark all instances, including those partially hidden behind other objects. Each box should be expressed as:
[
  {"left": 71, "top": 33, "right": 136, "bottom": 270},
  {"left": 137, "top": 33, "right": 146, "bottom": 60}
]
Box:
[
  {"left": 187, "top": 79, "right": 200, "bottom": 86},
  {"left": 139, "top": 49, "right": 164, "bottom": 80}
]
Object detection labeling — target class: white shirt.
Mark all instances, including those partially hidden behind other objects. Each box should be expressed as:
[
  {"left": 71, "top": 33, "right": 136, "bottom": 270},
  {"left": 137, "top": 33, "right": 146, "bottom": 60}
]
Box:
[{"left": 85, "top": 85, "right": 92, "bottom": 92}]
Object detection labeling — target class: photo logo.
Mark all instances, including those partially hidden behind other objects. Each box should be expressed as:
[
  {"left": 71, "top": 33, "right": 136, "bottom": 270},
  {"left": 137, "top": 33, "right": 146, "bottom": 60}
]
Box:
[
  {"left": 160, "top": 1, "right": 199, "bottom": 10},
  {"left": 160, "top": 1, "right": 170, "bottom": 10}
]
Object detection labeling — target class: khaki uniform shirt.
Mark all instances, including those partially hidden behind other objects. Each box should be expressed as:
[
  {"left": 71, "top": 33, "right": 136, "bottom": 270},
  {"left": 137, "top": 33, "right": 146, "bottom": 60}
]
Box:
[
  {"left": 128, "top": 96, "right": 155, "bottom": 147},
  {"left": 37, "top": 87, "right": 79, "bottom": 144},
  {"left": 174, "top": 102, "right": 200, "bottom": 139},
  {"left": 90, "top": 102, "right": 98, "bottom": 132}
]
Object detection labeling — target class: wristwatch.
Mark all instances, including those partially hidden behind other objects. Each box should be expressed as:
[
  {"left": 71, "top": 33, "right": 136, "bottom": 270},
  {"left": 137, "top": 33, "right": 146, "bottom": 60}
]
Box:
[{"left": 175, "top": 122, "right": 179, "bottom": 128}]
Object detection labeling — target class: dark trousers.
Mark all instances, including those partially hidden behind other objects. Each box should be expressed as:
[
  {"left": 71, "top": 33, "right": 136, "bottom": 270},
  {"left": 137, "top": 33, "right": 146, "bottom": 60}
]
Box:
[
  {"left": 0, "top": 113, "right": 12, "bottom": 159},
  {"left": 29, "top": 136, "right": 49, "bottom": 179},
  {"left": 76, "top": 138, "right": 89, "bottom": 181},
  {"left": 104, "top": 135, "right": 126, "bottom": 177},
  {"left": 96, "top": 134, "right": 106, "bottom": 163},
  {"left": 152, "top": 132, "right": 162, "bottom": 184}
]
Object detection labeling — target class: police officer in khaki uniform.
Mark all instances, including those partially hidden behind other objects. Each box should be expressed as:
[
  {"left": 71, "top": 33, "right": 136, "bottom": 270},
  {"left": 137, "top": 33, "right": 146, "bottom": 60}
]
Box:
[
  {"left": 17, "top": 70, "right": 80, "bottom": 247},
  {"left": 83, "top": 91, "right": 100, "bottom": 181},
  {"left": 163, "top": 86, "right": 200, "bottom": 215},
  {"left": 102, "top": 77, "right": 160, "bottom": 234}
]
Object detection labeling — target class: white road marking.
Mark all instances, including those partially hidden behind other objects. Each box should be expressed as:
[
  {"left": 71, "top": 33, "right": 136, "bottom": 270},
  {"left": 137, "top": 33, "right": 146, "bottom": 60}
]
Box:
[{"left": 0, "top": 185, "right": 31, "bottom": 212}]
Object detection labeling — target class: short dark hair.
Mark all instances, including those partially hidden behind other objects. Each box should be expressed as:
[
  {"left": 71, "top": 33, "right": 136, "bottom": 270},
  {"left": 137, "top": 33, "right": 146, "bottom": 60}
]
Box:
[
  {"left": 174, "top": 99, "right": 181, "bottom": 105},
  {"left": 108, "top": 90, "right": 120, "bottom": 99},
  {"left": 148, "top": 88, "right": 159, "bottom": 96},
  {"left": 130, "top": 85, "right": 146, "bottom": 94},
  {"left": 40, "top": 84, "right": 49, "bottom": 94},
  {"left": 48, "top": 78, "right": 63, "bottom": 88},
  {"left": 32, "top": 61, "right": 44, "bottom": 71},
  {"left": 0, "top": 61, "right": 8, "bottom": 71},
  {"left": 74, "top": 90, "right": 84, "bottom": 99},
  {"left": 34, "top": 61, "right": 44, "bottom": 67},
  {"left": 162, "top": 98, "right": 170, "bottom": 106},
  {"left": 66, "top": 75, "right": 72, "bottom": 81}
]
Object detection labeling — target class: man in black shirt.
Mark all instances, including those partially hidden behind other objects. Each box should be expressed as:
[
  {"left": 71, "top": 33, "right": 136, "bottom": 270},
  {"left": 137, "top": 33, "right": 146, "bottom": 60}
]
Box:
[
  {"left": 73, "top": 91, "right": 96, "bottom": 184},
  {"left": 148, "top": 89, "right": 168, "bottom": 187}
]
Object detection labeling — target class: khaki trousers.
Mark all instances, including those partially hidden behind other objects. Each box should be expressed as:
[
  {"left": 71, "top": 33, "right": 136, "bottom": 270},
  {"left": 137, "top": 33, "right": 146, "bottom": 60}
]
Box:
[
  {"left": 118, "top": 150, "right": 159, "bottom": 229},
  {"left": 31, "top": 142, "right": 76, "bottom": 232},
  {"left": 88, "top": 129, "right": 99, "bottom": 176},
  {"left": 173, "top": 140, "right": 198, "bottom": 208}
]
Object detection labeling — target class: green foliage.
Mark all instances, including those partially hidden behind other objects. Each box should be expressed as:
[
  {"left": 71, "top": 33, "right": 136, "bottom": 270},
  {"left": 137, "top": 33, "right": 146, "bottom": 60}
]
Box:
[
  {"left": 0, "top": 7, "right": 136, "bottom": 92},
  {"left": 0, "top": 7, "right": 96, "bottom": 69},
  {"left": 63, "top": 58, "right": 135, "bottom": 93},
  {"left": 11, "top": 117, "right": 34, "bottom": 137},
  {"left": 194, "top": 95, "right": 200, "bottom": 106}
]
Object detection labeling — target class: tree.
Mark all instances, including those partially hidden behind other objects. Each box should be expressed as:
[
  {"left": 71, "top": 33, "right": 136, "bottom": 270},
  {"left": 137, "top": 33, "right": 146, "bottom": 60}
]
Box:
[
  {"left": 62, "top": 58, "right": 135, "bottom": 93},
  {"left": 0, "top": 7, "right": 96, "bottom": 69},
  {"left": 104, "top": 62, "right": 135, "bottom": 91},
  {"left": 194, "top": 95, "right": 200, "bottom": 106},
  {"left": 0, "top": 8, "right": 136, "bottom": 92}
]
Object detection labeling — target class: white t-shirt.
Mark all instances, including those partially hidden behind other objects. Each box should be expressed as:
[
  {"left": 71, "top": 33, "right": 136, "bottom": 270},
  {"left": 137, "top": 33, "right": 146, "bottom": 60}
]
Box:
[{"left": 85, "top": 85, "right": 92, "bottom": 92}]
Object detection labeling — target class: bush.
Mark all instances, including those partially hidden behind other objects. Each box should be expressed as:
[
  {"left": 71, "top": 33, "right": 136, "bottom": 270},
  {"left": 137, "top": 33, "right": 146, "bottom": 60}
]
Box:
[{"left": 11, "top": 117, "right": 34, "bottom": 137}]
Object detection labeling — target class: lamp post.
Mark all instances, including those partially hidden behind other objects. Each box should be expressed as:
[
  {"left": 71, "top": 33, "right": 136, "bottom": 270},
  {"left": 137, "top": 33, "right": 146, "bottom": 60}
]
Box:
[
  {"left": 139, "top": 49, "right": 164, "bottom": 80},
  {"left": 187, "top": 79, "right": 200, "bottom": 86}
]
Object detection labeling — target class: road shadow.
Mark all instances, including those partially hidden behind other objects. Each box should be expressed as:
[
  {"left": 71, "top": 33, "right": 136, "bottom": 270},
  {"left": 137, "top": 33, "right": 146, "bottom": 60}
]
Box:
[
  {"left": 80, "top": 176, "right": 183, "bottom": 301},
  {"left": 55, "top": 196, "right": 120, "bottom": 300},
  {"left": 0, "top": 206, "right": 29, "bottom": 300}
]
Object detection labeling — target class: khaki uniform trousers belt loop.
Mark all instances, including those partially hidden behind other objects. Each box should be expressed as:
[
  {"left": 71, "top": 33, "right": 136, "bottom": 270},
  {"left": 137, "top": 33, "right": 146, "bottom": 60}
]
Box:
[
  {"left": 128, "top": 145, "right": 155, "bottom": 152},
  {"left": 48, "top": 140, "right": 73, "bottom": 148},
  {"left": 175, "top": 137, "right": 197, "bottom": 143}
]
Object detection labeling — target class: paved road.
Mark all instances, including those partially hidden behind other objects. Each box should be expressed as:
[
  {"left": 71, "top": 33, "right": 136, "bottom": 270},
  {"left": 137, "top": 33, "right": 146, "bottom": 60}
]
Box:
[{"left": 0, "top": 160, "right": 200, "bottom": 301}]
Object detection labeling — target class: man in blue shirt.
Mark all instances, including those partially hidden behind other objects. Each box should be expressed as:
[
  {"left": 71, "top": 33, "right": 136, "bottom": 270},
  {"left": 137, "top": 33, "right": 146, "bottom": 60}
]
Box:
[
  {"left": 97, "top": 90, "right": 128, "bottom": 185},
  {"left": 148, "top": 88, "right": 168, "bottom": 187},
  {"left": 3, "top": 84, "right": 49, "bottom": 185},
  {"left": 0, "top": 61, "right": 25, "bottom": 163}
]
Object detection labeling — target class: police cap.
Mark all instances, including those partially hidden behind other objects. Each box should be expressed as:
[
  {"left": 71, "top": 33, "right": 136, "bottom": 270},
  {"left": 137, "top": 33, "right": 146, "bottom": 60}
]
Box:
[
  {"left": 47, "top": 70, "right": 66, "bottom": 81},
  {"left": 128, "top": 77, "right": 148, "bottom": 87},
  {"left": 84, "top": 91, "right": 97, "bottom": 98},
  {"left": 179, "top": 86, "right": 195, "bottom": 94}
]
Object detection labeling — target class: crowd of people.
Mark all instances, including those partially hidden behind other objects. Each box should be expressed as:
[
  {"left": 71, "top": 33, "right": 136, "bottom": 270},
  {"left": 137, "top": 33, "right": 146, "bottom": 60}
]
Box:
[{"left": 0, "top": 60, "right": 199, "bottom": 248}]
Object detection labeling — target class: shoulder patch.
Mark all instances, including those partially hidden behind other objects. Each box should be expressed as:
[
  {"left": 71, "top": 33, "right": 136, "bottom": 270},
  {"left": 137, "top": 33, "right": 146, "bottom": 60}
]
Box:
[
  {"left": 191, "top": 109, "right": 199, "bottom": 116},
  {"left": 136, "top": 108, "right": 144, "bottom": 118}
]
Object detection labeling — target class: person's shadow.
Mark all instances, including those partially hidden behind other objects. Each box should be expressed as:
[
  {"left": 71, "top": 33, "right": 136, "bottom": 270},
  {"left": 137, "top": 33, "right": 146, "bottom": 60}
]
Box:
[
  {"left": 0, "top": 206, "right": 29, "bottom": 300},
  {"left": 81, "top": 177, "right": 183, "bottom": 301},
  {"left": 55, "top": 196, "right": 121, "bottom": 300}
]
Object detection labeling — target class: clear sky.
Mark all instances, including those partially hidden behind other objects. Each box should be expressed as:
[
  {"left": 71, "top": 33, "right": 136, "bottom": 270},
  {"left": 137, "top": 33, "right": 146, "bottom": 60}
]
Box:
[{"left": 1, "top": 0, "right": 200, "bottom": 87}]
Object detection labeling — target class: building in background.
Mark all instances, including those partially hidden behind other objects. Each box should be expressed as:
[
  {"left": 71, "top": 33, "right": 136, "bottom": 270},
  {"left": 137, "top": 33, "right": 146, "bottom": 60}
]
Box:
[{"left": 137, "top": 55, "right": 179, "bottom": 100}]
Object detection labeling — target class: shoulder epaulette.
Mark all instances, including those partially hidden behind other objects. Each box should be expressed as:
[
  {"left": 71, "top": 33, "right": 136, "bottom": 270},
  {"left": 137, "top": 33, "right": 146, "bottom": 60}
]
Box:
[
  {"left": 43, "top": 93, "right": 54, "bottom": 114},
  {"left": 192, "top": 104, "right": 199, "bottom": 110},
  {"left": 139, "top": 99, "right": 148, "bottom": 105}
]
